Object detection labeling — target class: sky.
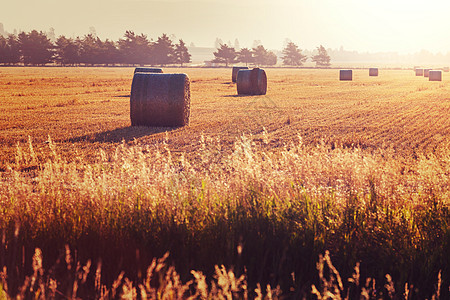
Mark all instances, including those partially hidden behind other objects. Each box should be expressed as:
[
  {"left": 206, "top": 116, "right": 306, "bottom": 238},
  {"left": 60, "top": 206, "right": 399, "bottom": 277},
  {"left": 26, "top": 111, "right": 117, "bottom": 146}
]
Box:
[{"left": 2, "top": 0, "right": 450, "bottom": 53}]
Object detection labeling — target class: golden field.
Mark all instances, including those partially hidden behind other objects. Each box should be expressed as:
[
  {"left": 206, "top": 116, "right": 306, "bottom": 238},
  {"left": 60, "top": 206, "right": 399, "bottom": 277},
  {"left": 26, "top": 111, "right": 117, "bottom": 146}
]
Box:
[
  {"left": 0, "top": 67, "right": 449, "bottom": 299},
  {"left": 1, "top": 67, "right": 449, "bottom": 164}
]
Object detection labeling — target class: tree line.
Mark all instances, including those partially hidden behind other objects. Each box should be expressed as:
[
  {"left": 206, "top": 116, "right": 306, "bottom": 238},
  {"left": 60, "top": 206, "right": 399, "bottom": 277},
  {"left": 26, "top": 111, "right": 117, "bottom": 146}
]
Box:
[
  {"left": 212, "top": 42, "right": 330, "bottom": 67},
  {"left": 0, "top": 28, "right": 331, "bottom": 67},
  {"left": 0, "top": 30, "right": 191, "bottom": 66}
]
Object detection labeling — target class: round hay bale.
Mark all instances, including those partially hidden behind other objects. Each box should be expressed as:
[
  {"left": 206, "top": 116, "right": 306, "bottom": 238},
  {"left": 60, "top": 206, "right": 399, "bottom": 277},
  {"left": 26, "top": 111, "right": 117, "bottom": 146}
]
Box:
[
  {"left": 232, "top": 66, "right": 248, "bottom": 83},
  {"left": 415, "top": 68, "right": 424, "bottom": 76},
  {"left": 130, "top": 73, "right": 190, "bottom": 127},
  {"left": 369, "top": 68, "right": 378, "bottom": 76},
  {"left": 424, "top": 69, "right": 431, "bottom": 77},
  {"left": 339, "top": 69, "right": 352, "bottom": 81},
  {"left": 429, "top": 70, "right": 442, "bottom": 81},
  {"left": 236, "top": 68, "right": 267, "bottom": 95},
  {"left": 134, "top": 67, "right": 163, "bottom": 74}
]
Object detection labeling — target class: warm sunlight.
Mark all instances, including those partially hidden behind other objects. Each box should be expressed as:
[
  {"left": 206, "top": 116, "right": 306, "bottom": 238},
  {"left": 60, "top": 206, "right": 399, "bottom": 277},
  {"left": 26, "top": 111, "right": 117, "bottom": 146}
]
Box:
[{"left": 1, "top": 0, "right": 450, "bottom": 53}]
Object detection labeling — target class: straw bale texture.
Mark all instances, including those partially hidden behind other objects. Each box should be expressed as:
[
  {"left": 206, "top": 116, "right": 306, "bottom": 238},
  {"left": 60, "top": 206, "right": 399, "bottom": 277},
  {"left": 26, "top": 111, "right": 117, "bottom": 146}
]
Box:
[
  {"left": 339, "top": 70, "right": 352, "bottom": 81},
  {"left": 130, "top": 73, "right": 190, "bottom": 126},
  {"left": 429, "top": 70, "right": 442, "bottom": 81},
  {"left": 134, "top": 67, "right": 163, "bottom": 74},
  {"left": 236, "top": 68, "right": 267, "bottom": 95},
  {"left": 232, "top": 66, "right": 249, "bottom": 82}
]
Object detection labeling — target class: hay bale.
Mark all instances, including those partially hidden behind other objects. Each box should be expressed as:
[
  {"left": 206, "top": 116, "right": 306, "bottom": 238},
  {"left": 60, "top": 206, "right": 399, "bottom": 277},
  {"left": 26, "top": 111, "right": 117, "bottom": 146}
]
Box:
[
  {"left": 134, "top": 67, "right": 163, "bottom": 74},
  {"left": 429, "top": 70, "right": 442, "bottom": 81},
  {"left": 415, "top": 68, "right": 424, "bottom": 76},
  {"left": 130, "top": 73, "right": 190, "bottom": 127},
  {"left": 232, "top": 66, "right": 248, "bottom": 82},
  {"left": 339, "top": 69, "right": 352, "bottom": 81},
  {"left": 424, "top": 69, "right": 431, "bottom": 77},
  {"left": 236, "top": 68, "right": 267, "bottom": 95},
  {"left": 443, "top": 67, "right": 449, "bottom": 72},
  {"left": 369, "top": 68, "right": 378, "bottom": 76}
]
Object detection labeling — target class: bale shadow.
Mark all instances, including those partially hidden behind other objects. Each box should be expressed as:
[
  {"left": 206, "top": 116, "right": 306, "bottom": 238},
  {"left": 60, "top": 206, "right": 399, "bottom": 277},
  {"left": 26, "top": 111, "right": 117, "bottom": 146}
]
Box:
[
  {"left": 64, "top": 126, "right": 180, "bottom": 144},
  {"left": 222, "top": 94, "right": 247, "bottom": 98},
  {"left": 113, "top": 94, "right": 131, "bottom": 98}
]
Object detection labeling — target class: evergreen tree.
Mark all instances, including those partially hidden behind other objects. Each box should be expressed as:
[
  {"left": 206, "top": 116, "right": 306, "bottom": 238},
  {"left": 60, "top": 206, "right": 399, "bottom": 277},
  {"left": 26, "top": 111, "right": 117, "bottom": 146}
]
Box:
[
  {"left": 101, "top": 39, "right": 120, "bottom": 66},
  {"left": 237, "top": 48, "right": 253, "bottom": 66},
  {"left": 174, "top": 39, "right": 191, "bottom": 66},
  {"left": 266, "top": 51, "right": 278, "bottom": 66},
  {"left": 153, "top": 33, "right": 175, "bottom": 66},
  {"left": 212, "top": 44, "right": 237, "bottom": 67},
  {"left": 281, "top": 42, "right": 307, "bottom": 66},
  {"left": 252, "top": 45, "right": 269, "bottom": 66},
  {"left": 118, "top": 31, "right": 152, "bottom": 66},
  {"left": 55, "top": 35, "right": 80, "bottom": 66},
  {"left": 311, "top": 45, "right": 331, "bottom": 67},
  {"left": 0, "top": 35, "right": 8, "bottom": 64},
  {"left": 78, "top": 34, "right": 101, "bottom": 66},
  {"left": 18, "top": 30, "right": 54, "bottom": 66},
  {"left": 6, "top": 34, "right": 20, "bottom": 65}
]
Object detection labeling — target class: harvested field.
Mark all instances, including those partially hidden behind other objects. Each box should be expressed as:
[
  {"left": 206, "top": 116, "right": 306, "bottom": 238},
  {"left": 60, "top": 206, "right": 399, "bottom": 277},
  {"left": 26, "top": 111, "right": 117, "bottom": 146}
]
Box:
[{"left": 1, "top": 67, "right": 449, "bottom": 167}]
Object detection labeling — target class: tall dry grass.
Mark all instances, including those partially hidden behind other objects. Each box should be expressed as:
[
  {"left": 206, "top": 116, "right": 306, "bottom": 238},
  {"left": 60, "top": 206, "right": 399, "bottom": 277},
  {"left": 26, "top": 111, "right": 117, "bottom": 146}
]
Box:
[{"left": 1, "top": 132, "right": 449, "bottom": 298}]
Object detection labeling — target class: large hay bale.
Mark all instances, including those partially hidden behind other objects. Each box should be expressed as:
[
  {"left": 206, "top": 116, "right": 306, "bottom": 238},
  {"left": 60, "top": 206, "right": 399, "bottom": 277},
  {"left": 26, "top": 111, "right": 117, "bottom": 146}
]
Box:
[
  {"left": 232, "top": 66, "right": 249, "bottom": 82},
  {"left": 429, "top": 70, "right": 442, "bottom": 81},
  {"left": 369, "top": 68, "right": 378, "bottom": 76},
  {"left": 424, "top": 69, "right": 431, "bottom": 77},
  {"left": 134, "top": 67, "right": 163, "bottom": 74},
  {"left": 130, "top": 73, "right": 190, "bottom": 127},
  {"left": 236, "top": 68, "right": 267, "bottom": 95},
  {"left": 415, "top": 68, "right": 424, "bottom": 76},
  {"left": 339, "top": 69, "right": 352, "bottom": 81}
]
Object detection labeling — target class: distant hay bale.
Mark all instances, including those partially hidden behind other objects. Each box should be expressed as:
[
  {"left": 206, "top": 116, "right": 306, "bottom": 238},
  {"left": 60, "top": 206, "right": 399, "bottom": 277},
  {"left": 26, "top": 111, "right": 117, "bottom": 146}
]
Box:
[
  {"left": 134, "top": 67, "right": 163, "bottom": 74},
  {"left": 424, "top": 69, "right": 431, "bottom": 77},
  {"left": 130, "top": 73, "right": 190, "bottom": 127},
  {"left": 443, "top": 67, "right": 449, "bottom": 72},
  {"left": 339, "top": 69, "right": 352, "bottom": 81},
  {"left": 232, "top": 66, "right": 249, "bottom": 83},
  {"left": 415, "top": 68, "right": 424, "bottom": 76},
  {"left": 369, "top": 68, "right": 378, "bottom": 76},
  {"left": 236, "top": 68, "right": 267, "bottom": 95},
  {"left": 429, "top": 70, "right": 442, "bottom": 81}
]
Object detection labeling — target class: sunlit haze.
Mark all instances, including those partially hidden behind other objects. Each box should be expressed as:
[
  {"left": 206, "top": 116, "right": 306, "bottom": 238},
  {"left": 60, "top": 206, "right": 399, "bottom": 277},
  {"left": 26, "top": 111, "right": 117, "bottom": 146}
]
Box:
[{"left": 2, "top": 0, "right": 450, "bottom": 53}]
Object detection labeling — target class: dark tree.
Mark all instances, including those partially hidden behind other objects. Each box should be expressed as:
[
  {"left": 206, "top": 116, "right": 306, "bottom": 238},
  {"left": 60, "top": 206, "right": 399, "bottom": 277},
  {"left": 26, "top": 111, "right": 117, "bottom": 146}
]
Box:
[
  {"left": 101, "top": 39, "right": 120, "bottom": 66},
  {"left": 252, "top": 45, "right": 271, "bottom": 66},
  {"left": 118, "top": 31, "right": 152, "bottom": 66},
  {"left": 18, "top": 30, "right": 54, "bottom": 66},
  {"left": 174, "top": 39, "right": 191, "bottom": 66},
  {"left": 311, "top": 45, "right": 331, "bottom": 67},
  {"left": 77, "top": 34, "right": 102, "bottom": 66},
  {"left": 237, "top": 48, "right": 253, "bottom": 66},
  {"left": 6, "top": 35, "right": 21, "bottom": 65},
  {"left": 0, "top": 35, "right": 9, "bottom": 65},
  {"left": 281, "top": 42, "right": 307, "bottom": 66},
  {"left": 266, "top": 51, "right": 278, "bottom": 66},
  {"left": 153, "top": 33, "right": 175, "bottom": 66},
  {"left": 212, "top": 44, "right": 237, "bottom": 67},
  {"left": 5, "top": 34, "right": 21, "bottom": 65},
  {"left": 55, "top": 35, "right": 80, "bottom": 66}
]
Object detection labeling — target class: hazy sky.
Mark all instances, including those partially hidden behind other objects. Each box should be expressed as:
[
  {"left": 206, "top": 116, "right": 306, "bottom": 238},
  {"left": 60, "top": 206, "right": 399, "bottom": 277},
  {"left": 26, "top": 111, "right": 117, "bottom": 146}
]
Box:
[{"left": 2, "top": 0, "right": 450, "bottom": 53}]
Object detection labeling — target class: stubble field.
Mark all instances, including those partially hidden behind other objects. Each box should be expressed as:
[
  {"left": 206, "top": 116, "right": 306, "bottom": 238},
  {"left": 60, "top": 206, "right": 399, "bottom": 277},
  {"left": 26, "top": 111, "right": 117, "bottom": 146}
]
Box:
[{"left": 0, "top": 67, "right": 449, "bottom": 299}]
